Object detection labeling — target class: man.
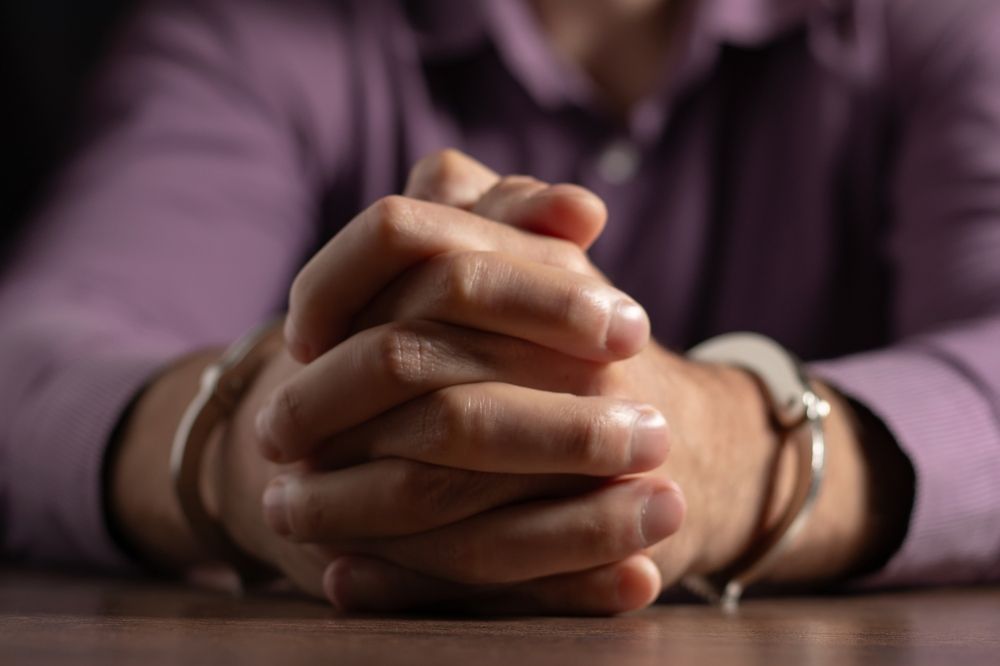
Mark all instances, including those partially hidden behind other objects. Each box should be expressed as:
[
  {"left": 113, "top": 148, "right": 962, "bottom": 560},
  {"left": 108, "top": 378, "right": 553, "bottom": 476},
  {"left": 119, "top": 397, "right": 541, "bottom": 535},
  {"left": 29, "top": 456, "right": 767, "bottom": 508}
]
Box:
[{"left": 1, "top": 0, "right": 997, "bottom": 613}]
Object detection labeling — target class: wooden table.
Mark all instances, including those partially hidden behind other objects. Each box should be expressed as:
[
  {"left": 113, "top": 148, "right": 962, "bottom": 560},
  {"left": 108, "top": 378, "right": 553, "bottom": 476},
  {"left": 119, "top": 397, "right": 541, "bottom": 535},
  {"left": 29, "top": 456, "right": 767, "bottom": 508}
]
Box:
[{"left": 2, "top": 569, "right": 998, "bottom": 665}]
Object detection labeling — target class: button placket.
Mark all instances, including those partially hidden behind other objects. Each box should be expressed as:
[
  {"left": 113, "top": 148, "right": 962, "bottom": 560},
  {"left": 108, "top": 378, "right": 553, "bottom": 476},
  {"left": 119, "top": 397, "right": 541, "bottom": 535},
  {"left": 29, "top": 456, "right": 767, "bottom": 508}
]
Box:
[{"left": 595, "top": 138, "right": 642, "bottom": 185}]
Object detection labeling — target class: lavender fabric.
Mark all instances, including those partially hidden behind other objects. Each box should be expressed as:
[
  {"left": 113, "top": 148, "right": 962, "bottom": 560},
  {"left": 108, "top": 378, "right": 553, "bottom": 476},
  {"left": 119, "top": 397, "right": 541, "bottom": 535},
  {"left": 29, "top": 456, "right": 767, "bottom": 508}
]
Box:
[{"left": 1, "top": 0, "right": 998, "bottom": 584}]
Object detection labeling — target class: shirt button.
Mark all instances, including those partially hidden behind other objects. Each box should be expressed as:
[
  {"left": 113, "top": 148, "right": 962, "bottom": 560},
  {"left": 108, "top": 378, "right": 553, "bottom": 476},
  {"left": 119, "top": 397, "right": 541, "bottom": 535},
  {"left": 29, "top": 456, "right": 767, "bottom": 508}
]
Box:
[{"left": 595, "top": 139, "right": 641, "bottom": 185}]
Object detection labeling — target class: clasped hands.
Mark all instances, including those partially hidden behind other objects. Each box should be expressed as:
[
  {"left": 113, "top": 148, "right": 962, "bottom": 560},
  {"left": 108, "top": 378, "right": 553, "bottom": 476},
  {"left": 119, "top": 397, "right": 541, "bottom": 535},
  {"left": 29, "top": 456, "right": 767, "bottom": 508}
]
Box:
[{"left": 217, "top": 150, "right": 767, "bottom": 615}]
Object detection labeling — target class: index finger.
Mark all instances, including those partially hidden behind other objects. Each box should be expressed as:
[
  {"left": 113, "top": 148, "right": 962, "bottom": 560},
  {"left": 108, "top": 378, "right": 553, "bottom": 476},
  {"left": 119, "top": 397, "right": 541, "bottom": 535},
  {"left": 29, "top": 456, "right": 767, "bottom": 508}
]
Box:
[{"left": 285, "top": 195, "right": 597, "bottom": 362}]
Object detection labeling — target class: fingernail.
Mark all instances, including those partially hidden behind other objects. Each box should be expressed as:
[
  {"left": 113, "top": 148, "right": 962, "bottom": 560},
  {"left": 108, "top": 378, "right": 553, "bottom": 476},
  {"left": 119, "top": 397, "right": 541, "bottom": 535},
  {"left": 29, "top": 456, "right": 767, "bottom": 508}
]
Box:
[
  {"left": 262, "top": 477, "right": 292, "bottom": 537},
  {"left": 629, "top": 407, "right": 669, "bottom": 471},
  {"left": 323, "top": 558, "right": 354, "bottom": 612},
  {"left": 324, "top": 557, "right": 377, "bottom": 612},
  {"left": 614, "top": 555, "right": 661, "bottom": 612},
  {"left": 639, "top": 486, "right": 685, "bottom": 547},
  {"left": 254, "top": 404, "right": 281, "bottom": 460},
  {"left": 604, "top": 300, "right": 649, "bottom": 355}
]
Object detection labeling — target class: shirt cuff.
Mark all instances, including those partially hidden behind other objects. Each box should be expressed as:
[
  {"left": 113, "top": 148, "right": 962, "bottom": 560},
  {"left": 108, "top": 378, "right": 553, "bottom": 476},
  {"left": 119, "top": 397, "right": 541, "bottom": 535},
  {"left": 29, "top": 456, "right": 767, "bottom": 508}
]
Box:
[
  {"left": 5, "top": 351, "right": 175, "bottom": 571},
  {"left": 812, "top": 347, "right": 1000, "bottom": 586}
]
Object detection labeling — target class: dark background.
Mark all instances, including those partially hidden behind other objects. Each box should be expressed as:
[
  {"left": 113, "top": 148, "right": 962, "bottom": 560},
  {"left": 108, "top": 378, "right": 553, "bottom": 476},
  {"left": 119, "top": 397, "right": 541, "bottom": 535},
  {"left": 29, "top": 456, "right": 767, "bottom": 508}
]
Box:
[{"left": 0, "top": 0, "right": 134, "bottom": 258}]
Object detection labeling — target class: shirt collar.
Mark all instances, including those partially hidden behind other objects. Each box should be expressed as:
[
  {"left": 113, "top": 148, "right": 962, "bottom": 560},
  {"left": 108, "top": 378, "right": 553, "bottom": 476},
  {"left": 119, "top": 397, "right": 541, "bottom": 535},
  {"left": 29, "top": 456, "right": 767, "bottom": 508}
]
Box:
[
  {"left": 404, "top": 0, "right": 842, "bottom": 114},
  {"left": 405, "top": 0, "right": 832, "bottom": 57},
  {"left": 699, "top": 0, "right": 825, "bottom": 45}
]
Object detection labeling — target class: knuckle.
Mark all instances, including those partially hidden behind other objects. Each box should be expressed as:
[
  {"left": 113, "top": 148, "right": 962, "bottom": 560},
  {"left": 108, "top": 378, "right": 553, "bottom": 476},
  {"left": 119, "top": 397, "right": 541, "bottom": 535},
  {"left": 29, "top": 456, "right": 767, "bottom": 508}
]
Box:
[
  {"left": 435, "top": 385, "right": 501, "bottom": 450},
  {"left": 476, "top": 174, "right": 544, "bottom": 216},
  {"left": 572, "top": 407, "right": 613, "bottom": 469},
  {"left": 269, "top": 383, "right": 306, "bottom": 446},
  {"left": 409, "top": 150, "right": 460, "bottom": 193},
  {"left": 409, "top": 149, "right": 485, "bottom": 204},
  {"left": 418, "top": 385, "right": 504, "bottom": 468},
  {"left": 390, "top": 461, "right": 460, "bottom": 528},
  {"left": 367, "top": 195, "right": 419, "bottom": 250},
  {"left": 420, "top": 388, "right": 467, "bottom": 455},
  {"left": 389, "top": 461, "right": 425, "bottom": 505},
  {"left": 565, "top": 283, "right": 620, "bottom": 349},
  {"left": 577, "top": 512, "right": 619, "bottom": 558},
  {"left": 285, "top": 484, "right": 324, "bottom": 541},
  {"left": 411, "top": 150, "right": 445, "bottom": 177},
  {"left": 568, "top": 251, "right": 596, "bottom": 276},
  {"left": 553, "top": 281, "right": 600, "bottom": 333},
  {"left": 567, "top": 400, "right": 635, "bottom": 475},
  {"left": 495, "top": 174, "right": 541, "bottom": 194},
  {"left": 375, "top": 323, "right": 434, "bottom": 389},
  {"left": 576, "top": 491, "right": 645, "bottom": 559},
  {"left": 287, "top": 270, "right": 322, "bottom": 337},
  {"left": 430, "top": 148, "right": 467, "bottom": 180},
  {"left": 438, "top": 252, "right": 494, "bottom": 310},
  {"left": 546, "top": 238, "right": 592, "bottom": 274},
  {"left": 415, "top": 468, "right": 460, "bottom": 520}
]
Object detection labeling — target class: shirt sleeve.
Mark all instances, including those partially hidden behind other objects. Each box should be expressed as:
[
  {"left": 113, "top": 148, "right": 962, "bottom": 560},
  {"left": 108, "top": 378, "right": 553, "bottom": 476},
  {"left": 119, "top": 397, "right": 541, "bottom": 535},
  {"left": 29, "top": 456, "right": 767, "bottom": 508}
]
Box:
[
  {"left": 811, "top": 0, "right": 1000, "bottom": 585},
  {"left": 0, "top": 0, "right": 348, "bottom": 569}
]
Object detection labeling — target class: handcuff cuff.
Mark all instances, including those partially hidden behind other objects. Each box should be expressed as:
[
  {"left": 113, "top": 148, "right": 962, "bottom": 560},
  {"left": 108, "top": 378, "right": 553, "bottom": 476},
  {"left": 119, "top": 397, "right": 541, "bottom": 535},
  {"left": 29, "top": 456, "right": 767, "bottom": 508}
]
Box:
[{"left": 681, "top": 332, "right": 829, "bottom": 611}]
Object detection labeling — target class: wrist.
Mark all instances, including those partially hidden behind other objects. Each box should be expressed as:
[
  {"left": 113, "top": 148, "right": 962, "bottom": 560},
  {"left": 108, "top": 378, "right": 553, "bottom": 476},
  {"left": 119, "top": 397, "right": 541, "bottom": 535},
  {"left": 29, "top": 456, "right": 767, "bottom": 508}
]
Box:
[
  {"left": 110, "top": 351, "right": 221, "bottom": 572},
  {"left": 212, "top": 353, "right": 285, "bottom": 569},
  {"left": 672, "top": 360, "right": 794, "bottom": 578},
  {"left": 171, "top": 323, "right": 286, "bottom": 585},
  {"left": 673, "top": 353, "right": 899, "bottom": 589}
]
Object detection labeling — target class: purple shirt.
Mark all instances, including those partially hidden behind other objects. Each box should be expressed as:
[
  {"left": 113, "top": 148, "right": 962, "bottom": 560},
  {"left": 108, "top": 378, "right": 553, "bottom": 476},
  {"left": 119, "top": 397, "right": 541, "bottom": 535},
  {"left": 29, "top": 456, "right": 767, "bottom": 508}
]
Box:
[{"left": 1, "top": 0, "right": 999, "bottom": 585}]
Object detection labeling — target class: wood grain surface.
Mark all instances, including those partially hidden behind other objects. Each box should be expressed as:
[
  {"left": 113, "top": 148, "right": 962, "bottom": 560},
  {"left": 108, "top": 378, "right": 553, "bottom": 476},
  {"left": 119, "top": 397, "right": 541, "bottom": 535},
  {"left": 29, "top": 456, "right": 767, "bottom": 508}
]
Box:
[{"left": 2, "top": 568, "right": 998, "bottom": 665}]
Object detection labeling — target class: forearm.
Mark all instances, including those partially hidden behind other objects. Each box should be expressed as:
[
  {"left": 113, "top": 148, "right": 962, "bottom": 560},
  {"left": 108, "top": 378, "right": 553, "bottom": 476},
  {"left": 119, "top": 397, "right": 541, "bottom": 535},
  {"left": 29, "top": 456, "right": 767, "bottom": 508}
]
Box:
[{"left": 108, "top": 351, "right": 219, "bottom": 572}]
